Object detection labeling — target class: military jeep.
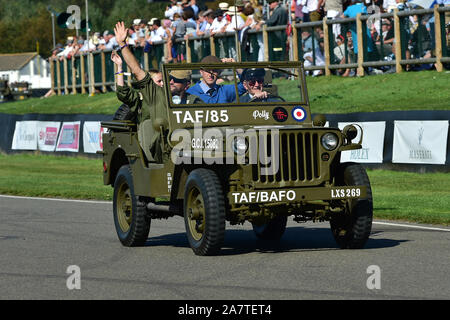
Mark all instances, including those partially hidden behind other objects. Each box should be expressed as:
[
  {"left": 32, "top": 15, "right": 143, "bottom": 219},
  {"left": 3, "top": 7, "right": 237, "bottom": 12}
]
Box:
[{"left": 101, "top": 61, "right": 373, "bottom": 256}]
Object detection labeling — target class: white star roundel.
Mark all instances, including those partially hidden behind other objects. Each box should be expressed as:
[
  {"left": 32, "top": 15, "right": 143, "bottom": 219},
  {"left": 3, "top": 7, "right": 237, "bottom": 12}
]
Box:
[{"left": 292, "top": 106, "right": 307, "bottom": 122}]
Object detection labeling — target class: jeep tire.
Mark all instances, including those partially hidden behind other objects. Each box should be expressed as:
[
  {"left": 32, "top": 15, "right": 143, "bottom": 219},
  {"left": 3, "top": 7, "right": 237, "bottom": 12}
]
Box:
[
  {"left": 330, "top": 163, "right": 373, "bottom": 249},
  {"left": 113, "top": 165, "right": 151, "bottom": 246},
  {"left": 252, "top": 216, "right": 288, "bottom": 241},
  {"left": 184, "top": 169, "right": 226, "bottom": 256}
]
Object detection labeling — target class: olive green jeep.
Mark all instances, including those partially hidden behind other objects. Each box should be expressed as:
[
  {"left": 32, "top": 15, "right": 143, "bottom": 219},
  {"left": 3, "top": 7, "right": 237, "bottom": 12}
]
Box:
[{"left": 101, "top": 61, "right": 373, "bottom": 256}]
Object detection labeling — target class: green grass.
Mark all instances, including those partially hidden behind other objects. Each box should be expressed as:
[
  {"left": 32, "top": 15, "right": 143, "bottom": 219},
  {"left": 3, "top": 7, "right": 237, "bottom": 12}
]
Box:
[
  {"left": 367, "top": 169, "right": 450, "bottom": 225},
  {"left": 0, "top": 92, "right": 119, "bottom": 115},
  {"left": 306, "top": 71, "right": 450, "bottom": 114},
  {"left": 0, "top": 153, "right": 112, "bottom": 200},
  {"left": 0, "top": 153, "right": 449, "bottom": 225},
  {"left": 1, "top": 70, "right": 449, "bottom": 115}
]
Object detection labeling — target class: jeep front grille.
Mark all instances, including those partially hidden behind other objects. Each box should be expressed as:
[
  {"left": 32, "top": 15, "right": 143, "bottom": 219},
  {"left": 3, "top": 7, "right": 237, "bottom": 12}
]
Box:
[{"left": 252, "top": 131, "right": 320, "bottom": 183}]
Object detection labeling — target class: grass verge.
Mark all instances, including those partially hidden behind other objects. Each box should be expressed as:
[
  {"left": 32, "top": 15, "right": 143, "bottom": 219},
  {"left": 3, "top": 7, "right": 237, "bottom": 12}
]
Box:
[
  {"left": 1, "top": 70, "right": 449, "bottom": 115},
  {"left": 0, "top": 153, "right": 449, "bottom": 225}
]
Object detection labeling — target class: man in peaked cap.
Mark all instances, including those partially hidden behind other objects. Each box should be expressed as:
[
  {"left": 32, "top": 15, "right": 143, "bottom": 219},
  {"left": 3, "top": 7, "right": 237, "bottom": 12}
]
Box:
[
  {"left": 238, "top": 68, "right": 280, "bottom": 102},
  {"left": 186, "top": 55, "right": 246, "bottom": 104}
]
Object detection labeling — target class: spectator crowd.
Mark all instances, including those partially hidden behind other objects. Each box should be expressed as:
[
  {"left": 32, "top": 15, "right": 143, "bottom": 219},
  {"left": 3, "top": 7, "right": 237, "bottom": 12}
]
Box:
[{"left": 50, "top": 0, "right": 448, "bottom": 77}]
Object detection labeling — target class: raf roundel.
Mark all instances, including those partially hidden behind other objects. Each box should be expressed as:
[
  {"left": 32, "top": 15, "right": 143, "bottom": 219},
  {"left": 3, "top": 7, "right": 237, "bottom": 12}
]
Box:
[{"left": 292, "top": 106, "right": 307, "bottom": 122}]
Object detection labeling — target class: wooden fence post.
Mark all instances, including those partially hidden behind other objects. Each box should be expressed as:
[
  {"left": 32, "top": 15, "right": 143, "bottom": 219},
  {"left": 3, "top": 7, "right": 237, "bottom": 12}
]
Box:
[
  {"left": 89, "top": 53, "right": 95, "bottom": 94},
  {"left": 263, "top": 25, "right": 269, "bottom": 62},
  {"left": 71, "top": 57, "right": 76, "bottom": 94},
  {"left": 80, "top": 54, "right": 86, "bottom": 94},
  {"left": 56, "top": 59, "right": 61, "bottom": 95},
  {"left": 210, "top": 36, "right": 216, "bottom": 56},
  {"left": 50, "top": 59, "right": 55, "bottom": 94},
  {"left": 186, "top": 38, "right": 192, "bottom": 63},
  {"left": 356, "top": 13, "right": 365, "bottom": 76},
  {"left": 63, "top": 58, "right": 69, "bottom": 94},
  {"left": 434, "top": 5, "right": 443, "bottom": 72},
  {"left": 101, "top": 51, "right": 107, "bottom": 93},
  {"left": 144, "top": 50, "right": 149, "bottom": 71},
  {"left": 292, "top": 25, "right": 299, "bottom": 62},
  {"left": 323, "top": 18, "right": 331, "bottom": 76},
  {"left": 393, "top": 9, "right": 402, "bottom": 73}
]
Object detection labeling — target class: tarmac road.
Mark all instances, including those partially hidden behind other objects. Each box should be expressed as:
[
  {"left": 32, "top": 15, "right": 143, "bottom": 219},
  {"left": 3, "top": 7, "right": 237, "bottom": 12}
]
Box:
[{"left": 1, "top": 195, "right": 449, "bottom": 300}]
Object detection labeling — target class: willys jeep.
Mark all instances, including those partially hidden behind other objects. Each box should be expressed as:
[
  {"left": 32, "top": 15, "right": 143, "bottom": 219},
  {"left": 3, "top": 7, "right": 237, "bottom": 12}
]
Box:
[{"left": 101, "top": 61, "right": 373, "bottom": 256}]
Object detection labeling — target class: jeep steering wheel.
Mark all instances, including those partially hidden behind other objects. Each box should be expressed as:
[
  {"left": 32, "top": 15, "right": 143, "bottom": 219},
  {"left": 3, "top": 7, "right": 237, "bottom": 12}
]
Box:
[{"left": 249, "top": 94, "right": 285, "bottom": 103}]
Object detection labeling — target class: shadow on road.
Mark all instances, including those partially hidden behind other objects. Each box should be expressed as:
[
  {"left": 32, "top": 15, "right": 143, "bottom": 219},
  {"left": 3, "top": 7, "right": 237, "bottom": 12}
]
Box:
[{"left": 144, "top": 226, "right": 407, "bottom": 256}]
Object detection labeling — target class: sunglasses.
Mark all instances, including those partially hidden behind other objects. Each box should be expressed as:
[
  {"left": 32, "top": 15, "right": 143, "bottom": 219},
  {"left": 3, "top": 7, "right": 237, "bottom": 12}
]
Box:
[
  {"left": 246, "top": 78, "right": 264, "bottom": 86},
  {"left": 169, "top": 75, "right": 187, "bottom": 83}
]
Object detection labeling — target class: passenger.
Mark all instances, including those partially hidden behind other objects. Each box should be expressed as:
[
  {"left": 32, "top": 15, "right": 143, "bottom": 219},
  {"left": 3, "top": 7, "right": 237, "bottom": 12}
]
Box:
[
  {"left": 112, "top": 22, "right": 197, "bottom": 162},
  {"left": 186, "top": 55, "right": 246, "bottom": 104},
  {"left": 149, "top": 69, "right": 163, "bottom": 87}
]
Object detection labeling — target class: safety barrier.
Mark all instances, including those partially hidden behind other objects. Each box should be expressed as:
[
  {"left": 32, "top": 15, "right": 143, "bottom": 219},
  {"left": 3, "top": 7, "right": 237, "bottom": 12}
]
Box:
[
  {"left": 2, "top": 111, "right": 449, "bottom": 172},
  {"left": 49, "top": 6, "right": 449, "bottom": 95}
]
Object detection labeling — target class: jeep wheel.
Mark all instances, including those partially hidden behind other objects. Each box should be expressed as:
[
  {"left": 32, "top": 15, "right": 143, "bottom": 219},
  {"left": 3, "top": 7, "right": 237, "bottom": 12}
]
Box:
[
  {"left": 184, "top": 169, "right": 225, "bottom": 256},
  {"left": 113, "top": 165, "right": 150, "bottom": 247},
  {"left": 252, "top": 216, "right": 287, "bottom": 241},
  {"left": 330, "top": 163, "right": 373, "bottom": 249}
]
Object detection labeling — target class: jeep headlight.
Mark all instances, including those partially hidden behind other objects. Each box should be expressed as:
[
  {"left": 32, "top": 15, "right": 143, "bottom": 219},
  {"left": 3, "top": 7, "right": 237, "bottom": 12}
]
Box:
[
  {"left": 232, "top": 136, "right": 248, "bottom": 155},
  {"left": 321, "top": 133, "right": 339, "bottom": 151}
]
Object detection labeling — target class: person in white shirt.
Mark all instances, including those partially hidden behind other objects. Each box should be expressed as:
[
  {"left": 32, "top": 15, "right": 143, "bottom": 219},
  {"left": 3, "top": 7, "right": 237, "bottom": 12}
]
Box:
[
  {"left": 210, "top": 9, "right": 228, "bottom": 35},
  {"left": 149, "top": 19, "right": 167, "bottom": 42},
  {"left": 225, "top": 6, "right": 245, "bottom": 33},
  {"left": 165, "top": 0, "right": 183, "bottom": 20}
]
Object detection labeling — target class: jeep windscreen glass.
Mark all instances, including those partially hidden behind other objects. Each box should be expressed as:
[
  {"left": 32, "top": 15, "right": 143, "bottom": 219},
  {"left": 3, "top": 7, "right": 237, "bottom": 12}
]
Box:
[
  {"left": 237, "top": 67, "right": 303, "bottom": 104},
  {"left": 165, "top": 63, "right": 306, "bottom": 108}
]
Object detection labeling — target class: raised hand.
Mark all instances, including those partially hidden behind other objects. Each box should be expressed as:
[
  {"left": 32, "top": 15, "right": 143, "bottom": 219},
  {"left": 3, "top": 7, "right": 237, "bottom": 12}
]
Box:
[
  {"left": 111, "top": 50, "right": 123, "bottom": 66},
  {"left": 114, "top": 21, "right": 128, "bottom": 46}
]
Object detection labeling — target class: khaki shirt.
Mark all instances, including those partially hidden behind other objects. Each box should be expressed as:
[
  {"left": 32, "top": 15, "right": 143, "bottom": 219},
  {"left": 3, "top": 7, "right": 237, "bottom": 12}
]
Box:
[
  {"left": 115, "top": 72, "right": 167, "bottom": 125},
  {"left": 116, "top": 72, "right": 168, "bottom": 162}
]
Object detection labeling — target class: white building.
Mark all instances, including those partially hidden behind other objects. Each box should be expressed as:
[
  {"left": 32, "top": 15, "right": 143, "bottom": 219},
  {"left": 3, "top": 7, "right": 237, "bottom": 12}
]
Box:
[{"left": 0, "top": 52, "right": 51, "bottom": 89}]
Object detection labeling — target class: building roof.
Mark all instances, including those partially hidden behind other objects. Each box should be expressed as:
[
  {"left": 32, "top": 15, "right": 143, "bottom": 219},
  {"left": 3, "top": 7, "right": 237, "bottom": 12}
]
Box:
[{"left": 0, "top": 52, "right": 38, "bottom": 72}]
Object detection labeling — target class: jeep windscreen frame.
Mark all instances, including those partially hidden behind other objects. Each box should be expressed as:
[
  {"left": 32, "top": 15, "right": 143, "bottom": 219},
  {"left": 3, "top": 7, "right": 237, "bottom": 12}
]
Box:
[{"left": 162, "top": 61, "right": 308, "bottom": 109}]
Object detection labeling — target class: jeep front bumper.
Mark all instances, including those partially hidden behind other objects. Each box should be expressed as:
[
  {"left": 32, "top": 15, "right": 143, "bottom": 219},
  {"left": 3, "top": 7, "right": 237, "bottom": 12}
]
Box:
[{"left": 228, "top": 186, "right": 367, "bottom": 205}]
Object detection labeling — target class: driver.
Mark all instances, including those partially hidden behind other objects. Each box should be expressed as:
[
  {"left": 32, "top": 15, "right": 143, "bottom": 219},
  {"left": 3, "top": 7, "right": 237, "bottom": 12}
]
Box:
[{"left": 238, "top": 68, "right": 277, "bottom": 102}]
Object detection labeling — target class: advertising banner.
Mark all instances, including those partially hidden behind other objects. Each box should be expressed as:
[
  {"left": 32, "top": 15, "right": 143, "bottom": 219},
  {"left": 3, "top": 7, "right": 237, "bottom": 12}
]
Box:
[
  {"left": 83, "top": 121, "right": 107, "bottom": 153},
  {"left": 56, "top": 121, "right": 80, "bottom": 152},
  {"left": 37, "top": 121, "right": 61, "bottom": 152},
  {"left": 11, "top": 121, "right": 38, "bottom": 150},
  {"left": 392, "top": 120, "right": 448, "bottom": 164},
  {"left": 338, "top": 121, "right": 386, "bottom": 163}
]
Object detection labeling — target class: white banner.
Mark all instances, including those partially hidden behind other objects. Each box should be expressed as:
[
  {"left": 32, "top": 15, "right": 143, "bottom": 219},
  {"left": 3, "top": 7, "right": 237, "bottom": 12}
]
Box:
[
  {"left": 11, "top": 121, "right": 38, "bottom": 150},
  {"left": 338, "top": 121, "right": 386, "bottom": 163},
  {"left": 37, "top": 121, "right": 61, "bottom": 152},
  {"left": 83, "top": 121, "right": 107, "bottom": 154},
  {"left": 56, "top": 121, "right": 80, "bottom": 152},
  {"left": 392, "top": 120, "right": 449, "bottom": 164}
]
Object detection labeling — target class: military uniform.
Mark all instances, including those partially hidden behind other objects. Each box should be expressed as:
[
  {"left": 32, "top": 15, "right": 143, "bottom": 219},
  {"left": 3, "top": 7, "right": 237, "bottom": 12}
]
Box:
[
  {"left": 115, "top": 70, "right": 195, "bottom": 162},
  {"left": 116, "top": 73, "right": 165, "bottom": 162}
]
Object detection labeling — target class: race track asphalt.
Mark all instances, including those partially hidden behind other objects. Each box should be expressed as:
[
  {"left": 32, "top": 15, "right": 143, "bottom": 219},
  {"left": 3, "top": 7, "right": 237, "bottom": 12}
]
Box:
[{"left": 1, "top": 195, "right": 449, "bottom": 300}]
